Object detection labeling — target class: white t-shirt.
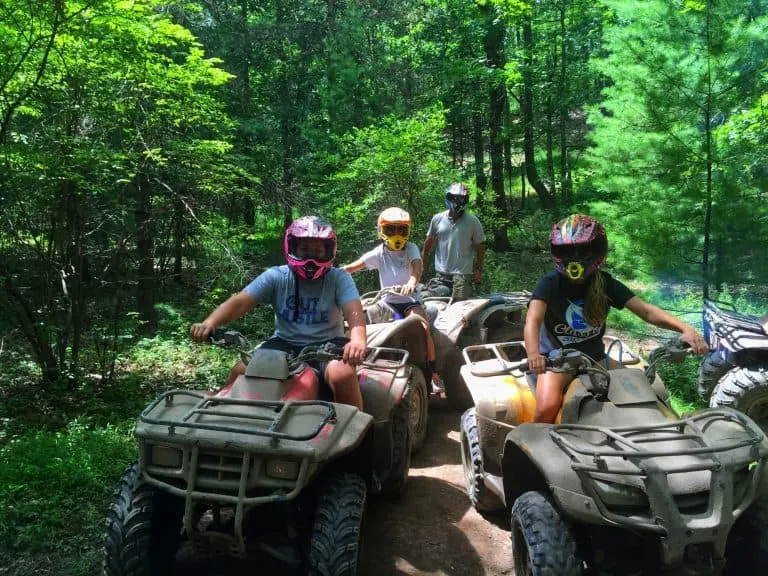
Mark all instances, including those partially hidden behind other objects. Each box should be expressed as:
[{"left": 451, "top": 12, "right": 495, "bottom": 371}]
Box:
[
  {"left": 360, "top": 242, "right": 423, "bottom": 304},
  {"left": 426, "top": 210, "right": 485, "bottom": 275}
]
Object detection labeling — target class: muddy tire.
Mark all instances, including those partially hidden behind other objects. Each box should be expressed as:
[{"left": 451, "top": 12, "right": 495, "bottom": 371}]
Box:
[
  {"left": 709, "top": 365, "right": 768, "bottom": 433},
  {"left": 442, "top": 346, "right": 472, "bottom": 411},
  {"left": 309, "top": 473, "right": 367, "bottom": 576},
  {"left": 724, "top": 500, "right": 768, "bottom": 574},
  {"left": 460, "top": 408, "right": 502, "bottom": 512},
  {"left": 408, "top": 365, "right": 429, "bottom": 453},
  {"left": 380, "top": 382, "right": 412, "bottom": 498},
  {"left": 103, "top": 461, "right": 184, "bottom": 576},
  {"left": 510, "top": 491, "right": 582, "bottom": 576},
  {"left": 697, "top": 349, "right": 732, "bottom": 398}
]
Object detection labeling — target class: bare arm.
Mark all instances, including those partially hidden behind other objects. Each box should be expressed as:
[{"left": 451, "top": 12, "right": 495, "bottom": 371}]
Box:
[
  {"left": 422, "top": 235, "right": 436, "bottom": 268},
  {"left": 401, "top": 258, "right": 423, "bottom": 296},
  {"left": 342, "top": 299, "right": 368, "bottom": 365},
  {"left": 341, "top": 259, "right": 367, "bottom": 274},
  {"left": 190, "top": 291, "right": 257, "bottom": 341},
  {"left": 524, "top": 299, "right": 548, "bottom": 373},
  {"left": 624, "top": 296, "right": 708, "bottom": 353}
]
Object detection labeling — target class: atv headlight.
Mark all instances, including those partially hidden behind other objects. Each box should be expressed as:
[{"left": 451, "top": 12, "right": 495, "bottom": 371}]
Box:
[
  {"left": 150, "top": 444, "right": 183, "bottom": 469},
  {"left": 266, "top": 459, "right": 300, "bottom": 481},
  {"left": 593, "top": 479, "right": 648, "bottom": 508}
]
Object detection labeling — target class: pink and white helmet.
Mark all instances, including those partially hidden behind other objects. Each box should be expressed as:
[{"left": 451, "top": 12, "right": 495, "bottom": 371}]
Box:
[{"left": 284, "top": 216, "right": 337, "bottom": 280}]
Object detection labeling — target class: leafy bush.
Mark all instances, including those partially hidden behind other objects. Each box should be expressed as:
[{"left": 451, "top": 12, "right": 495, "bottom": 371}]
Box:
[{"left": 0, "top": 421, "right": 136, "bottom": 568}]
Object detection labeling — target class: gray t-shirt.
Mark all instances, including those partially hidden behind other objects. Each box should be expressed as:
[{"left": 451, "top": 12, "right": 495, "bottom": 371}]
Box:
[
  {"left": 426, "top": 210, "right": 485, "bottom": 275},
  {"left": 244, "top": 265, "right": 359, "bottom": 345},
  {"left": 361, "top": 241, "right": 423, "bottom": 304}
]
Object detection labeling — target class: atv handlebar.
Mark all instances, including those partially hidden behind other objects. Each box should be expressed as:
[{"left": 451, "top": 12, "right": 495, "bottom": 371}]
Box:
[
  {"left": 208, "top": 328, "right": 410, "bottom": 369},
  {"left": 462, "top": 338, "right": 693, "bottom": 380},
  {"left": 462, "top": 342, "right": 589, "bottom": 377},
  {"left": 288, "top": 341, "right": 410, "bottom": 369}
]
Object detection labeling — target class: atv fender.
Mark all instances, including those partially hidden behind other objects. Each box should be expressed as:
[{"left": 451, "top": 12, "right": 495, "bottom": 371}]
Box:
[
  {"left": 358, "top": 360, "right": 413, "bottom": 475},
  {"left": 366, "top": 314, "right": 430, "bottom": 373},
  {"left": 502, "top": 426, "right": 609, "bottom": 525}
]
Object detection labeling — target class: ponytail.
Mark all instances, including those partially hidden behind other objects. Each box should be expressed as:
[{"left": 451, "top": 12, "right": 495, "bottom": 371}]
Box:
[{"left": 583, "top": 271, "right": 609, "bottom": 326}]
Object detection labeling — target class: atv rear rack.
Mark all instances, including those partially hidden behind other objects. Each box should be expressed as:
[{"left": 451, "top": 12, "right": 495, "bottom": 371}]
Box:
[
  {"left": 550, "top": 408, "right": 767, "bottom": 565},
  {"left": 139, "top": 390, "right": 336, "bottom": 445}
]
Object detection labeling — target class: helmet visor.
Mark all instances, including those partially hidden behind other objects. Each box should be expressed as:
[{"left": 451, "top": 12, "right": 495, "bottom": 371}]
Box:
[
  {"left": 382, "top": 223, "right": 410, "bottom": 237},
  {"left": 288, "top": 238, "right": 335, "bottom": 263},
  {"left": 551, "top": 243, "right": 601, "bottom": 261}
]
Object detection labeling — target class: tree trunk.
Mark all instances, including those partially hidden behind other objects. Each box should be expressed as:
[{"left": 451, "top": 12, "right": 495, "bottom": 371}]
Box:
[
  {"left": 239, "top": 0, "right": 250, "bottom": 114},
  {"left": 473, "top": 111, "right": 487, "bottom": 193},
  {"left": 277, "top": 0, "right": 295, "bottom": 230},
  {"left": 558, "top": 0, "right": 572, "bottom": 205},
  {"left": 134, "top": 177, "right": 156, "bottom": 332},
  {"left": 522, "top": 17, "right": 553, "bottom": 208},
  {"left": 546, "top": 91, "right": 555, "bottom": 195},
  {"left": 521, "top": 163, "right": 526, "bottom": 208},
  {"left": 482, "top": 2, "right": 510, "bottom": 250},
  {"left": 701, "top": 2, "right": 714, "bottom": 300},
  {"left": 173, "top": 195, "right": 184, "bottom": 283},
  {"left": 504, "top": 96, "right": 514, "bottom": 207}
]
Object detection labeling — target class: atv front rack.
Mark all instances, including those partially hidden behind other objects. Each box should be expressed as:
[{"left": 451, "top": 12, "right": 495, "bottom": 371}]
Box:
[
  {"left": 550, "top": 408, "right": 767, "bottom": 566},
  {"left": 139, "top": 390, "right": 336, "bottom": 445}
]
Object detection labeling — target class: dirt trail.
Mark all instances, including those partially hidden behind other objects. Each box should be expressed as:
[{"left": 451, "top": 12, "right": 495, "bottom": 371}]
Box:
[{"left": 178, "top": 399, "right": 514, "bottom": 576}]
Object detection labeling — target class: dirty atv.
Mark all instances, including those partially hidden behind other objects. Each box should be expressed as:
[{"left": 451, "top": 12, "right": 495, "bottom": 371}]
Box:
[
  {"left": 360, "top": 281, "right": 531, "bottom": 412},
  {"left": 459, "top": 338, "right": 768, "bottom": 575},
  {"left": 698, "top": 299, "right": 768, "bottom": 434},
  {"left": 102, "top": 332, "right": 414, "bottom": 576}
]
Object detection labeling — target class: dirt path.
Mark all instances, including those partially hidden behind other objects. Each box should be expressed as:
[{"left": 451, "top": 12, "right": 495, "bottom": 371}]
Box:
[{"left": 178, "top": 399, "right": 514, "bottom": 576}]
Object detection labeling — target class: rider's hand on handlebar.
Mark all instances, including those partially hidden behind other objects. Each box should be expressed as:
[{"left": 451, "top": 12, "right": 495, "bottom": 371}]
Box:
[
  {"left": 528, "top": 353, "right": 547, "bottom": 374},
  {"left": 343, "top": 338, "right": 367, "bottom": 367},
  {"left": 680, "top": 329, "right": 709, "bottom": 355},
  {"left": 190, "top": 321, "right": 216, "bottom": 342},
  {"left": 400, "top": 282, "right": 416, "bottom": 296}
]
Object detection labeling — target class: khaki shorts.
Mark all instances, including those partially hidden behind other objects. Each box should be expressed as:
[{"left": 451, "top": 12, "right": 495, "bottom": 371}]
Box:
[{"left": 437, "top": 273, "right": 474, "bottom": 301}]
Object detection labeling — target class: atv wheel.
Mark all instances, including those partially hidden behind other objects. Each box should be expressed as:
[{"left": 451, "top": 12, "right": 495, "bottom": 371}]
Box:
[
  {"left": 709, "top": 365, "right": 768, "bottom": 433},
  {"left": 103, "top": 461, "right": 184, "bottom": 576},
  {"left": 408, "top": 365, "right": 429, "bottom": 453},
  {"left": 724, "top": 500, "right": 768, "bottom": 574},
  {"left": 510, "top": 491, "right": 582, "bottom": 576},
  {"left": 442, "top": 346, "right": 473, "bottom": 411},
  {"left": 309, "top": 473, "right": 367, "bottom": 576},
  {"left": 697, "top": 349, "right": 732, "bottom": 399},
  {"left": 380, "top": 381, "right": 412, "bottom": 498},
  {"left": 460, "top": 408, "right": 502, "bottom": 512}
]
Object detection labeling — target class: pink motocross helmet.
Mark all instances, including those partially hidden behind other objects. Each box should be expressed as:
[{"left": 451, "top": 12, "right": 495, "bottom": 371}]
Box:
[{"left": 284, "top": 216, "right": 337, "bottom": 280}]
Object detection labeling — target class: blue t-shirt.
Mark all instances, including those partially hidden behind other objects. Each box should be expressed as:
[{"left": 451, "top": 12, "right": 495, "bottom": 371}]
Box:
[{"left": 244, "top": 265, "right": 360, "bottom": 345}]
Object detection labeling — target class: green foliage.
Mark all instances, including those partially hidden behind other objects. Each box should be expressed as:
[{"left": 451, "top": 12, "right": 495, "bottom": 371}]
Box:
[
  {"left": 324, "top": 106, "right": 456, "bottom": 262},
  {"left": 0, "top": 421, "right": 135, "bottom": 564},
  {"left": 582, "top": 0, "right": 768, "bottom": 288}
]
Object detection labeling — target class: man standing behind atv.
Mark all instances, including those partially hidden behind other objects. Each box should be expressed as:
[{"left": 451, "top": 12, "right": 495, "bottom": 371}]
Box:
[
  {"left": 190, "top": 216, "right": 367, "bottom": 410},
  {"left": 422, "top": 182, "right": 486, "bottom": 301},
  {"left": 525, "top": 214, "right": 709, "bottom": 423},
  {"left": 342, "top": 207, "right": 441, "bottom": 387}
]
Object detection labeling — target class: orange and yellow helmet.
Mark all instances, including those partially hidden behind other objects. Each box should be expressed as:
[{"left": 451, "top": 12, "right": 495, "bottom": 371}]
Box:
[{"left": 377, "top": 207, "right": 411, "bottom": 251}]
